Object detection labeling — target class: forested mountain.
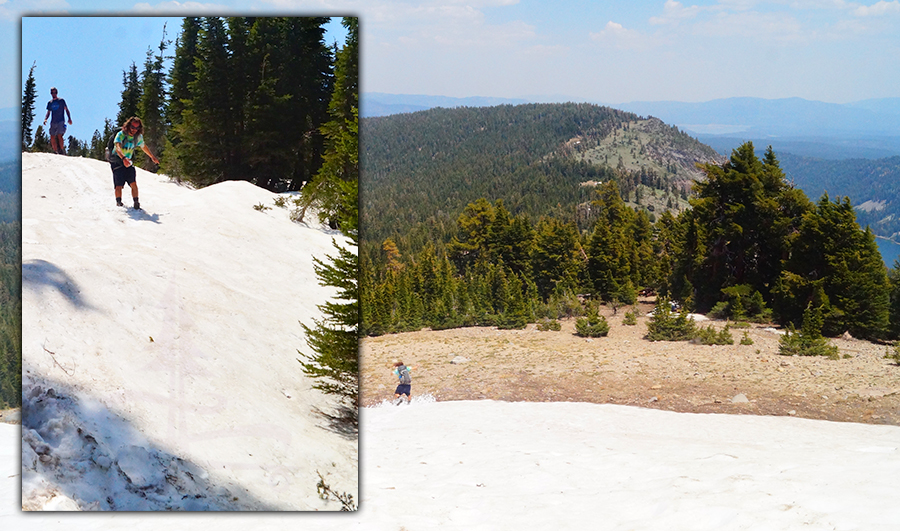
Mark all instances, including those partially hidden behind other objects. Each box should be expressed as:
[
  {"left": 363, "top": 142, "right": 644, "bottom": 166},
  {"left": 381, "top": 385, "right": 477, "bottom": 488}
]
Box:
[
  {"left": 362, "top": 103, "right": 723, "bottom": 252},
  {"left": 778, "top": 153, "right": 900, "bottom": 243},
  {"left": 0, "top": 160, "right": 18, "bottom": 408},
  {"left": 361, "top": 104, "right": 899, "bottom": 342}
]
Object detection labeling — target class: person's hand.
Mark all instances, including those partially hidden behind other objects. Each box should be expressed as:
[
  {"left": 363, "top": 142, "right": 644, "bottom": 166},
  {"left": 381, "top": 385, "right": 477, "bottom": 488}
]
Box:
[
  {"left": 124, "top": 158, "right": 132, "bottom": 168},
  {"left": 68, "top": 119, "right": 72, "bottom": 125}
]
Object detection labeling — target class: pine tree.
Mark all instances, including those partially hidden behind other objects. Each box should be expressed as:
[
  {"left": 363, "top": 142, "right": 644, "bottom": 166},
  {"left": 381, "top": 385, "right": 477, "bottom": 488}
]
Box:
[
  {"left": 295, "top": 17, "right": 352, "bottom": 221},
  {"left": 22, "top": 61, "right": 37, "bottom": 151},
  {"left": 774, "top": 194, "right": 890, "bottom": 339},
  {"left": 31, "top": 125, "right": 50, "bottom": 153},
  {"left": 137, "top": 25, "right": 169, "bottom": 170},
  {"left": 116, "top": 62, "right": 142, "bottom": 127},
  {"left": 298, "top": 18, "right": 359, "bottom": 427},
  {"left": 888, "top": 260, "right": 900, "bottom": 339},
  {"left": 162, "top": 17, "right": 201, "bottom": 176}
]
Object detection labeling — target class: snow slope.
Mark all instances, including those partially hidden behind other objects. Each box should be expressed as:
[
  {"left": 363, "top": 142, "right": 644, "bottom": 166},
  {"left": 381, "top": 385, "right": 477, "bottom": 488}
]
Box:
[
  {"left": 19, "top": 153, "right": 357, "bottom": 511},
  {"left": 4, "top": 397, "right": 900, "bottom": 528}
]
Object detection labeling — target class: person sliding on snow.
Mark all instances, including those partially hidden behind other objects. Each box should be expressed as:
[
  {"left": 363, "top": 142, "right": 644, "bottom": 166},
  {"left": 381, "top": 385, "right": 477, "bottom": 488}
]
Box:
[
  {"left": 109, "top": 116, "right": 158, "bottom": 210},
  {"left": 392, "top": 360, "right": 414, "bottom": 405}
]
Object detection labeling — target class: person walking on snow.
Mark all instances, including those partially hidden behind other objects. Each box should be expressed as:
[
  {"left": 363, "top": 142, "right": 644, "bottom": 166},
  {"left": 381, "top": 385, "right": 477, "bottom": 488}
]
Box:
[
  {"left": 110, "top": 116, "right": 158, "bottom": 210},
  {"left": 43, "top": 87, "right": 72, "bottom": 155},
  {"left": 392, "top": 360, "right": 414, "bottom": 404}
]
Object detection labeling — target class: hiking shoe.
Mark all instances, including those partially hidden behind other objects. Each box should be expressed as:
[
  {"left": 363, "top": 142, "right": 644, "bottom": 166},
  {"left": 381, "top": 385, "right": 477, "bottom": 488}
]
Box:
[
  {"left": 133, "top": 201, "right": 141, "bottom": 210},
  {"left": 116, "top": 199, "right": 124, "bottom": 207}
]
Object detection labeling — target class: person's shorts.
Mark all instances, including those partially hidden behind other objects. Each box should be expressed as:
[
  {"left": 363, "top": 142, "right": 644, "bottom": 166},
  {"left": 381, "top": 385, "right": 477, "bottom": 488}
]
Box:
[
  {"left": 48, "top": 121, "right": 66, "bottom": 136},
  {"left": 394, "top": 384, "right": 411, "bottom": 396},
  {"left": 112, "top": 164, "right": 136, "bottom": 187}
]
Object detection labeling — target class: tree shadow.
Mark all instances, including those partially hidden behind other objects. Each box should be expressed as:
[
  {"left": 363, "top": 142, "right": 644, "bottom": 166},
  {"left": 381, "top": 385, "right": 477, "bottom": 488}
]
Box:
[
  {"left": 311, "top": 404, "right": 358, "bottom": 439},
  {"left": 20, "top": 371, "right": 290, "bottom": 512},
  {"left": 22, "top": 259, "right": 95, "bottom": 310}
]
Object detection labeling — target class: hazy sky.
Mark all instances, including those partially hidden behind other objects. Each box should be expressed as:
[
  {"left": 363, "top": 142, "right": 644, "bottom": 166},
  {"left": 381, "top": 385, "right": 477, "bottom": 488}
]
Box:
[{"left": 4, "top": 0, "right": 900, "bottom": 119}]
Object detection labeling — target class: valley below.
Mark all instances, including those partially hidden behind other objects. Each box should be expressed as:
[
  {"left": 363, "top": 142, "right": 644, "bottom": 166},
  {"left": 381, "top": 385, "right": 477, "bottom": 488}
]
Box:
[{"left": 361, "top": 300, "right": 900, "bottom": 426}]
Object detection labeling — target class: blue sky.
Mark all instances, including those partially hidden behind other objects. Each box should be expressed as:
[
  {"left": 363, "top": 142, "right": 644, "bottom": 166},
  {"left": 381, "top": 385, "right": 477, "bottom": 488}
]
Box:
[
  {"left": 16, "top": 13, "right": 348, "bottom": 143},
  {"left": 4, "top": 0, "right": 900, "bottom": 129}
]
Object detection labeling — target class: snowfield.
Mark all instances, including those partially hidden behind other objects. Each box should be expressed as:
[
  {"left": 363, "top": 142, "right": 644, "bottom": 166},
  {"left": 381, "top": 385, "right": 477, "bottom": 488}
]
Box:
[
  {"left": 19, "top": 152, "right": 357, "bottom": 511},
  {"left": 4, "top": 396, "right": 900, "bottom": 528}
]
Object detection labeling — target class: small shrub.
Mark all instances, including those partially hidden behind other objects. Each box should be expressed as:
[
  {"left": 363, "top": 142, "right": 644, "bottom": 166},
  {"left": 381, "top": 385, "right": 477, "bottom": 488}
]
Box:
[
  {"left": 779, "top": 329, "right": 839, "bottom": 360},
  {"left": 623, "top": 310, "right": 638, "bottom": 326},
  {"left": 253, "top": 202, "right": 271, "bottom": 212},
  {"left": 536, "top": 319, "right": 562, "bottom": 332},
  {"left": 729, "top": 321, "right": 751, "bottom": 329},
  {"left": 273, "top": 196, "right": 288, "bottom": 208},
  {"left": 693, "top": 324, "right": 734, "bottom": 345},
  {"left": 740, "top": 331, "right": 754, "bottom": 345},
  {"left": 779, "top": 304, "right": 839, "bottom": 360},
  {"left": 575, "top": 313, "right": 610, "bottom": 337},
  {"left": 885, "top": 343, "right": 900, "bottom": 365},
  {"left": 646, "top": 297, "right": 696, "bottom": 341}
]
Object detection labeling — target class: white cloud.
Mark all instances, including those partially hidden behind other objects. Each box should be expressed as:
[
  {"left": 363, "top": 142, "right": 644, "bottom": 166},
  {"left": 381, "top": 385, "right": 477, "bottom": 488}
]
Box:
[
  {"left": 650, "top": 0, "right": 705, "bottom": 25},
  {"left": 590, "top": 21, "right": 653, "bottom": 50},
  {"left": 132, "top": 1, "right": 235, "bottom": 12},
  {"left": 854, "top": 0, "right": 900, "bottom": 16}
]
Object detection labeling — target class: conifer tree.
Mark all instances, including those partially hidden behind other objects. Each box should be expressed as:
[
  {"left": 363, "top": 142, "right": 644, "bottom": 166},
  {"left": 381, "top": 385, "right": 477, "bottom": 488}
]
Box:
[
  {"left": 137, "top": 26, "right": 169, "bottom": 170},
  {"left": 162, "top": 17, "right": 201, "bottom": 176},
  {"left": 888, "top": 260, "right": 900, "bottom": 339},
  {"left": 22, "top": 61, "right": 37, "bottom": 151},
  {"left": 774, "top": 194, "right": 889, "bottom": 339},
  {"left": 117, "top": 62, "right": 142, "bottom": 127},
  {"left": 175, "top": 17, "right": 234, "bottom": 186},
  {"left": 298, "top": 18, "right": 359, "bottom": 426},
  {"left": 295, "top": 17, "right": 352, "bottom": 221},
  {"left": 31, "top": 125, "right": 50, "bottom": 153}
]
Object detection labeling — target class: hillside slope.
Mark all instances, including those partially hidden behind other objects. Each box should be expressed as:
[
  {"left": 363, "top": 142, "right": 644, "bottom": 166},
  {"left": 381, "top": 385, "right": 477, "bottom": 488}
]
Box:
[
  {"left": 362, "top": 103, "right": 723, "bottom": 246},
  {"left": 21, "top": 153, "right": 357, "bottom": 511},
  {"left": 779, "top": 153, "right": 900, "bottom": 242}
]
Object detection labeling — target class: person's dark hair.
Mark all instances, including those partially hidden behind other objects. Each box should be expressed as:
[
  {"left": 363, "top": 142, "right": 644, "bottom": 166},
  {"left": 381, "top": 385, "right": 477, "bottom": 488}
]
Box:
[{"left": 122, "top": 116, "right": 143, "bottom": 137}]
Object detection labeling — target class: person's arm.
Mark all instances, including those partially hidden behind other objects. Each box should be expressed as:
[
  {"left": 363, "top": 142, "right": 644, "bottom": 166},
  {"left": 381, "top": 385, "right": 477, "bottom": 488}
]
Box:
[
  {"left": 141, "top": 143, "right": 159, "bottom": 165},
  {"left": 65, "top": 103, "right": 72, "bottom": 124},
  {"left": 43, "top": 109, "right": 50, "bottom": 124}
]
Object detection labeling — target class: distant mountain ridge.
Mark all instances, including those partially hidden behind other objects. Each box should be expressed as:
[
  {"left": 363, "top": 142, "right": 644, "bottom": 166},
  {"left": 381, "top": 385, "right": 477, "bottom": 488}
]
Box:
[
  {"left": 363, "top": 93, "right": 529, "bottom": 117},
  {"left": 362, "top": 102, "right": 722, "bottom": 247},
  {"left": 364, "top": 94, "right": 900, "bottom": 159}
]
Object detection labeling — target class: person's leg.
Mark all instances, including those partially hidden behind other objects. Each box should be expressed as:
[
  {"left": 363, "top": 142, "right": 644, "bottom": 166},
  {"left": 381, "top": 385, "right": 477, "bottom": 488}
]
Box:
[
  {"left": 114, "top": 186, "right": 124, "bottom": 202},
  {"left": 128, "top": 181, "right": 139, "bottom": 200}
]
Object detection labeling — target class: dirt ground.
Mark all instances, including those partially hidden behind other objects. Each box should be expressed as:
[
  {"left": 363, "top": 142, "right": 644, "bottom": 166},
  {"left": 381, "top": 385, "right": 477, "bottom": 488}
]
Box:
[{"left": 361, "top": 300, "right": 900, "bottom": 426}]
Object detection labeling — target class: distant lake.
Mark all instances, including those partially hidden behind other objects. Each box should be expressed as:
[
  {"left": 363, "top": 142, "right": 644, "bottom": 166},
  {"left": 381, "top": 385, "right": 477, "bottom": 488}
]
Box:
[{"left": 877, "top": 238, "right": 900, "bottom": 267}]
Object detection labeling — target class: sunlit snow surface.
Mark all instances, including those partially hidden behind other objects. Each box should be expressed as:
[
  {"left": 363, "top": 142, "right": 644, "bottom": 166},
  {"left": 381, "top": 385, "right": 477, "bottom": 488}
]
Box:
[
  {"left": 5, "top": 395, "right": 900, "bottom": 528},
  {"left": 19, "top": 153, "right": 357, "bottom": 511}
]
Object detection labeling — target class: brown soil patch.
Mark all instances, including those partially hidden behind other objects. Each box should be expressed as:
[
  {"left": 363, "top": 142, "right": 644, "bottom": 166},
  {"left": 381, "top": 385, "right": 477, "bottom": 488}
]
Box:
[{"left": 361, "top": 302, "right": 900, "bottom": 425}]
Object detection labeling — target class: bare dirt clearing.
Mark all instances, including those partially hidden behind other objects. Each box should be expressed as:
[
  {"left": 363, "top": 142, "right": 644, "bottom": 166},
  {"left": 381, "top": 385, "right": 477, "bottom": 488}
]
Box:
[{"left": 361, "top": 301, "right": 900, "bottom": 425}]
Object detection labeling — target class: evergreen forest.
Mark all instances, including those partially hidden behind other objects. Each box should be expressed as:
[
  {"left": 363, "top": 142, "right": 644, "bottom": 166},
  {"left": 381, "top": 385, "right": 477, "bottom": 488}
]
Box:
[
  {"left": 0, "top": 162, "right": 18, "bottom": 408},
  {"left": 361, "top": 104, "right": 900, "bottom": 343},
  {"left": 778, "top": 153, "right": 900, "bottom": 243}
]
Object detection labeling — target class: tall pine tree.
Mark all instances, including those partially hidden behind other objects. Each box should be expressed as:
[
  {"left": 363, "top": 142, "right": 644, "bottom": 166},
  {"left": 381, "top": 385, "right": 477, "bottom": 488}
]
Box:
[
  {"left": 22, "top": 61, "right": 37, "bottom": 151},
  {"left": 299, "top": 17, "right": 359, "bottom": 426}
]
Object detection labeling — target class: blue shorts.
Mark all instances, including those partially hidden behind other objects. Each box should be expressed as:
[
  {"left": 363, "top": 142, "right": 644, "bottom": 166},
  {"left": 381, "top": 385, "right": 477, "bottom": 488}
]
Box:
[{"left": 394, "top": 384, "right": 411, "bottom": 396}]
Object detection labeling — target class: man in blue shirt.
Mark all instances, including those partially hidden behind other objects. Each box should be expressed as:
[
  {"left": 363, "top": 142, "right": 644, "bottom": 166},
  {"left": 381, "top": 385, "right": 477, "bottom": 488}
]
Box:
[{"left": 42, "top": 87, "right": 72, "bottom": 155}]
